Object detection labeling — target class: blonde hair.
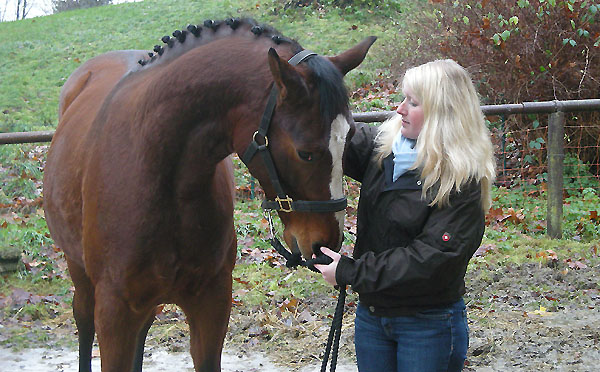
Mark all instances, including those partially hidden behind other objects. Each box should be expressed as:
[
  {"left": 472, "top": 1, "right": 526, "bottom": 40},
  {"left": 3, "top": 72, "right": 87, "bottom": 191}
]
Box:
[{"left": 375, "top": 59, "right": 495, "bottom": 210}]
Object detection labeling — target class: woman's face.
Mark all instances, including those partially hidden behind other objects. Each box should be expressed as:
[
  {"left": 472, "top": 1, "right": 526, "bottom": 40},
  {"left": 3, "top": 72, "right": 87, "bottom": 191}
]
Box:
[{"left": 396, "top": 87, "right": 424, "bottom": 139}]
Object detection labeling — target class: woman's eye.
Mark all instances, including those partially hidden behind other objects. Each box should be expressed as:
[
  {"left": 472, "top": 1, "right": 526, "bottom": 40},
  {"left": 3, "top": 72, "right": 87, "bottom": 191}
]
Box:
[{"left": 297, "top": 151, "right": 314, "bottom": 162}]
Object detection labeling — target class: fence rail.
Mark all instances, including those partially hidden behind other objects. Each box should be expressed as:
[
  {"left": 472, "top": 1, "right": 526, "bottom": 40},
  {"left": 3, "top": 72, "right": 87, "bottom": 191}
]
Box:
[
  {"left": 2, "top": 98, "right": 600, "bottom": 239},
  {"left": 0, "top": 130, "right": 54, "bottom": 145},
  {"left": 2, "top": 99, "right": 600, "bottom": 145}
]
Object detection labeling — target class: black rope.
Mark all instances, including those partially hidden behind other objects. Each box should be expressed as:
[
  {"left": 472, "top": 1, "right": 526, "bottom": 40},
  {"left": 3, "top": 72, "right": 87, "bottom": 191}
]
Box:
[
  {"left": 268, "top": 237, "right": 345, "bottom": 372},
  {"left": 321, "top": 285, "right": 346, "bottom": 372},
  {"left": 269, "top": 237, "right": 333, "bottom": 271}
]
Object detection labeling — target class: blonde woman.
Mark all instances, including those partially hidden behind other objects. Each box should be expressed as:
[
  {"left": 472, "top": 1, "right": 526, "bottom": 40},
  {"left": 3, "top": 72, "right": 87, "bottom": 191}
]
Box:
[{"left": 315, "top": 59, "right": 496, "bottom": 372}]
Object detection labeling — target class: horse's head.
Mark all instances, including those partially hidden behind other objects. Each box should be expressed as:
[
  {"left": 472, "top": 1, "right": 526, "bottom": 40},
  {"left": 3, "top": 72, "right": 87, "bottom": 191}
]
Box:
[{"left": 241, "top": 36, "right": 376, "bottom": 259}]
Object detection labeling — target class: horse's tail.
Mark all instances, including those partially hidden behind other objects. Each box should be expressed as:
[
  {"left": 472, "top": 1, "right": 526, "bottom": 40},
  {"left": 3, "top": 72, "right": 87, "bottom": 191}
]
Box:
[{"left": 58, "top": 69, "right": 92, "bottom": 120}]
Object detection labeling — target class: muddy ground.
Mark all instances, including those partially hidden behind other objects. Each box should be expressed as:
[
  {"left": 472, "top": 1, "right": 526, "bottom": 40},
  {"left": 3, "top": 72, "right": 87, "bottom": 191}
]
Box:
[
  {"left": 225, "top": 258, "right": 600, "bottom": 371},
  {"left": 1, "top": 256, "right": 599, "bottom": 371}
]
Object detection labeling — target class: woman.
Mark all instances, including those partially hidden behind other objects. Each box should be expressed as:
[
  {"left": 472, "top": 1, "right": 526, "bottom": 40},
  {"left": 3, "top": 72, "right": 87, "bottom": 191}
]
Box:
[{"left": 314, "top": 59, "right": 496, "bottom": 372}]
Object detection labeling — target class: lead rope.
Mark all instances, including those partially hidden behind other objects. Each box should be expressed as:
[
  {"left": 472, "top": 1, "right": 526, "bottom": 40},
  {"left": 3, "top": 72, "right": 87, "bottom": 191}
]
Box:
[
  {"left": 321, "top": 285, "right": 346, "bottom": 372},
  {"left": 264, "top": 211, "right": 346, "bottom": 372}
]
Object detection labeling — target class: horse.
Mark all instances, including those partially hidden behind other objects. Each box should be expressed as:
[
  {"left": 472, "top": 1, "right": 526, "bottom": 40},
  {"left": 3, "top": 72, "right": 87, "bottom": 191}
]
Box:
[{"left": 43, "top": 18, "right": 375, "bottom": 372}]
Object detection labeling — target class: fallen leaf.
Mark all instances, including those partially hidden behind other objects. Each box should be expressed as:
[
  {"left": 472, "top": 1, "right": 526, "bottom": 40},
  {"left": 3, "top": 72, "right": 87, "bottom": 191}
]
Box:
[
  {"left": 564, "top": 259, "right": 588, "bottom": 269},
  {"left": 474, "top": 244, "right": 496, "bottom": 257},
  {"left": 297, "top": 309, "right": 315, "bottom": 323},
  {"left": 278, "top": 297, "right": 299, "bottom": 312},
  {"left": 530, "top": 306, "right": 552, "bottom": 317},
  {"left": 482, "top": 17, "right": 490, "bottom": 30}
]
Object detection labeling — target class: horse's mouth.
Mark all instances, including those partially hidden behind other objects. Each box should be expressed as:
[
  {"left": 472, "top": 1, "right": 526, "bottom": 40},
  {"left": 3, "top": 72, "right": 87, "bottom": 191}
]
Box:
[
  {"left": 289, "top": 235, "right": 333, "bottom": 259},
  {"left": 312, "top": 243, "right": 328, "bottom": 257}
]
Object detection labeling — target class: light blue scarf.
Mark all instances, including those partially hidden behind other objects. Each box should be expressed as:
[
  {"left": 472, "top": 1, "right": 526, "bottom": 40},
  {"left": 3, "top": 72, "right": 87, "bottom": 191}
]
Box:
[{"left": 392, "top": 132, "right": 417, "bottom": 181}]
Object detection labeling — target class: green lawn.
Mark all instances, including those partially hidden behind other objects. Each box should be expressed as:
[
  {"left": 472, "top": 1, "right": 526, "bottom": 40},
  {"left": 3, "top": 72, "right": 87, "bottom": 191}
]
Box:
[{"left": 0, "top": 0, "right": 419, "bottom": 133}]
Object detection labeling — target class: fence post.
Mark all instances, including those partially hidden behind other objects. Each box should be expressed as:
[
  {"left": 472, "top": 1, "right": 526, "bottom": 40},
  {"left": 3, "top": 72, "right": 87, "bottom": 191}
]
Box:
[
  {"left": 546, "top": 111, "right": 565, "bottom": 239},
  {"left": 500, "top": 115, "right": 507, "bottom": 185}
]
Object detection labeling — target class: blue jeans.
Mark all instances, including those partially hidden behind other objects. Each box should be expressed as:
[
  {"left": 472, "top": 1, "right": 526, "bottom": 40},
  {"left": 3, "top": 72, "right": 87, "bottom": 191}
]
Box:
[{"left": 354, "top": 298, "right": 468, "bottom": 372}]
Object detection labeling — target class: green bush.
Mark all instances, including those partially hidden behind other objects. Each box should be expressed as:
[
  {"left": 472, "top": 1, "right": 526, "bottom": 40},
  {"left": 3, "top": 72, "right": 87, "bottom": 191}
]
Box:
[
  {"left": 490, "top": 184, "right": 600, "bottom": 241},
  {"left": 563, "top": 187, "right": 600, "bottom": 239},
  {"left": 562, "top": 153, "right": 600, "bottom": 193},
  {"left": 392, "top": 0, "right": 600, "bottom": 181},
  {"left": 398, "top": 0, "right": 599, "bottom": 104},
  {"left": 52, "top": 0, "right": 113, "bottom": 13}
]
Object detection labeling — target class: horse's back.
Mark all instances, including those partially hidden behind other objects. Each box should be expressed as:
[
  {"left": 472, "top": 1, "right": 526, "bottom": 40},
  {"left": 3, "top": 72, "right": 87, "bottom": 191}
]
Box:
[
  {"left": 44, "top": 50, "right": 147, "bottom": 264},
  {"left": 58, "top": 50, "right": 147, "bottom": 119}
]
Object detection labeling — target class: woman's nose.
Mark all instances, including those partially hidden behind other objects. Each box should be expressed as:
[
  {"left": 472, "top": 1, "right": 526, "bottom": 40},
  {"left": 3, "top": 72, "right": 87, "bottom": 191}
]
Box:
[{"left": 396, "top": 99, "right": 406, "bottom": 115}]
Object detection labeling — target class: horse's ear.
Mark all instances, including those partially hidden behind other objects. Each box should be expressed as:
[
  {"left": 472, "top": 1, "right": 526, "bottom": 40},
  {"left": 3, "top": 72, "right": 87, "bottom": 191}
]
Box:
[
  {"left": 328, "top": 36, "right": 377, "bottom": 76},
  {"left": 268, "top": 48, "right": 309, "bottom": 102}
]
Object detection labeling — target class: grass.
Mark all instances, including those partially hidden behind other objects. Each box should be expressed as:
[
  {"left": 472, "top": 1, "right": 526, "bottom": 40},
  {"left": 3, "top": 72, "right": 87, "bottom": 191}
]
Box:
[
  {"left": 232, "top": 262, "right": 333, "bottom": 308},
  {"left": 477, "top": 235, "right": 599, "bottom": 269},
  {"left": 0, "top": 0, "right": 413, "bottom": 134},
  {"left": 488, "top": 185, "right": 600, "bottom": 241}
]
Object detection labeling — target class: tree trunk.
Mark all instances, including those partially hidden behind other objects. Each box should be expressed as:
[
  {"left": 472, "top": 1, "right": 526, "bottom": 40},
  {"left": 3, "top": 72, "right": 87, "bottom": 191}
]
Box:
[{"left": 16, "top": 0, "right": 21, "bottom": 19}]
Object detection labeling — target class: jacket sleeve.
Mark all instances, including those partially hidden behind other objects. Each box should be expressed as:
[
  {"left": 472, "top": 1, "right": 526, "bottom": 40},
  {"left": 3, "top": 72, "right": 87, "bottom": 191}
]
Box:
[
  {"left": 336, "top": 182, "right": 485, "bottom": 296},
  {"left": 343, "top": 123, "right": 379, "bottom": 182}
]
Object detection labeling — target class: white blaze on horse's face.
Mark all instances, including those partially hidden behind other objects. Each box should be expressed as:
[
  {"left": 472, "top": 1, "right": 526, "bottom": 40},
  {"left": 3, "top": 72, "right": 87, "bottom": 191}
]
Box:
[{"left": 328, "top": 114, "right": 350, "bottom": 246}]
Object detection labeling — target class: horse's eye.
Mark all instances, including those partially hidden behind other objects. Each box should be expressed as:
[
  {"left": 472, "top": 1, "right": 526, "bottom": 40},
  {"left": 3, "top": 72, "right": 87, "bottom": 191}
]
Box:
[{"left": 297, "top": 150, "right": 314, "bottom": 162}]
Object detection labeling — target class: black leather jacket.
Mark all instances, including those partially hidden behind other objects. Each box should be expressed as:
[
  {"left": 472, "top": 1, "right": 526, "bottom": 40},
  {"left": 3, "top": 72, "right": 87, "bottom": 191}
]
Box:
[{"left": 336, "top": 123, "right": 485, "bottom": 316}]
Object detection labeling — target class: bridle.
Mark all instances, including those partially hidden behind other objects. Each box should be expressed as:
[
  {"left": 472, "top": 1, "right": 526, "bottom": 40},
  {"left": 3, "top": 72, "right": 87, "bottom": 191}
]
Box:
[
  {"left": 239, "top": 49, "right": 348, "bottom": 216},
  {"left": 239, "top": 49, "right": 345, "bottom": 269}
]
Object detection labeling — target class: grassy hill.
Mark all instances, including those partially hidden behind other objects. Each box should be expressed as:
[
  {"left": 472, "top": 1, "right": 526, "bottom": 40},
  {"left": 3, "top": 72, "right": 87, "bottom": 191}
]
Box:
[{"left": 0, "top": 0, "right": 418, "bottom": 133}]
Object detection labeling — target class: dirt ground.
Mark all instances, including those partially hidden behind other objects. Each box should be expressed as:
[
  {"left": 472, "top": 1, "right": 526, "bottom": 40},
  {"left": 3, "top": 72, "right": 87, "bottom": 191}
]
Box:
[
  {"left": 1, "top": 258, "right": 598, "bottom": 371},
  {"left": 0, "top": 346, "right": 360, "bottom": 372},
  {"left": 462, "top": 260, "right": 600, "bottom": 372}
]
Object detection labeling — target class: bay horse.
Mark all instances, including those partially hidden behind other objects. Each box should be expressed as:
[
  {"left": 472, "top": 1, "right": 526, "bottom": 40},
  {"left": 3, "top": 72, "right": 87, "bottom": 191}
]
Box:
[{"left": 43, "top": 18, "right": 375, "bottom": 372}]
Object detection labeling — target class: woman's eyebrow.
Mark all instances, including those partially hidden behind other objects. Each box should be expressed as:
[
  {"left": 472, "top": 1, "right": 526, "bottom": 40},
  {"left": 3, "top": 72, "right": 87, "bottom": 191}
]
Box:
[{"left": 404, "top": 93, "right": 418, "bottom": 103}]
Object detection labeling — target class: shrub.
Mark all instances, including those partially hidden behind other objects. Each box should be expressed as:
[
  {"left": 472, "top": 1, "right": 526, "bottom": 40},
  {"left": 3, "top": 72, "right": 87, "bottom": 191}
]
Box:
[
  {"left": 52, "top": 0, "right": 113, "bottom": 13},
  {"left": 430, "top": 0, "right": 599, "bottom": 104},
  {"left": 391, "top": 0, "right": 600, "bottom": 180}
]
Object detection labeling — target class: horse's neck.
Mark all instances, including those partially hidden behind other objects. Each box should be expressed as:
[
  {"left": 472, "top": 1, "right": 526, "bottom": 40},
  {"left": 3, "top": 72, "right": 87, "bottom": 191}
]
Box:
[{"left": 126, "top": 46, "right": 271, "bottom": 172}]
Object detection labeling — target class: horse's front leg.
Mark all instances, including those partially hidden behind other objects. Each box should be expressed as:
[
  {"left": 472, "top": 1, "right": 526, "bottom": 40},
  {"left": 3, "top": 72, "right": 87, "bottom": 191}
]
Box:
[
  {"left": 178, "top": 267, "right": 234, "bottom": 372},
  {"left": 94, "top": 282, "right": 153, "bottom": 372}
]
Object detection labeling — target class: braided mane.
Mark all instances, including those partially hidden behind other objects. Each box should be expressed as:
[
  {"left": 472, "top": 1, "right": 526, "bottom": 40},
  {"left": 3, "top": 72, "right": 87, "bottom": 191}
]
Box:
[
  {"left": 137, "top": 18, "right": 301, "bottom": 67},
  {"left": 136, "top": 17, "right": 348, "bottom": 125}
]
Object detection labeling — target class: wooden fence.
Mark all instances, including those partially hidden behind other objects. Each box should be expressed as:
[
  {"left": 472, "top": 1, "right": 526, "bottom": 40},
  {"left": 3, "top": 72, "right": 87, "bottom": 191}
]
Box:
[{"left": 2, "top": 98, "right": 600, "bottom": 239}]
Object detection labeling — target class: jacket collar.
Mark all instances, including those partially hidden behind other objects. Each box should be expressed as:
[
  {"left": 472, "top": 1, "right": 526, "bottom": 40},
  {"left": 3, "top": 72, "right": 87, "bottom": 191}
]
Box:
[{"left": 383, "top": 154, "right": 423, "bottom": 191}]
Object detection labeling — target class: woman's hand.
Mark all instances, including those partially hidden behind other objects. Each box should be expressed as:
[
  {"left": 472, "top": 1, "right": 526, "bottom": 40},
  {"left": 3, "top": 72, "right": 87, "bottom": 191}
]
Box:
[{"left": 313, "top": 247, "right": 341, "bottom": 286}]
